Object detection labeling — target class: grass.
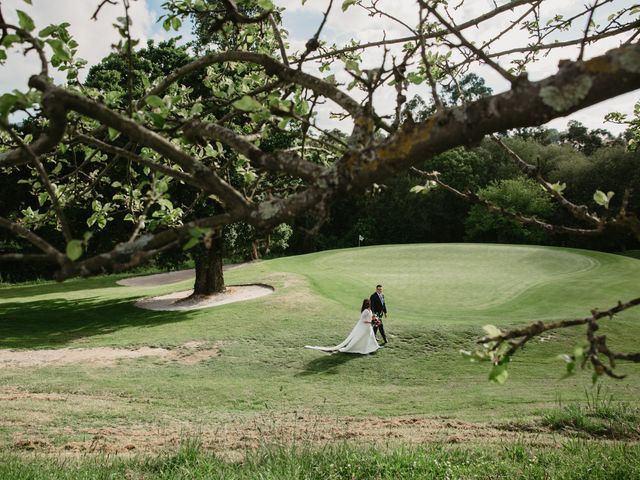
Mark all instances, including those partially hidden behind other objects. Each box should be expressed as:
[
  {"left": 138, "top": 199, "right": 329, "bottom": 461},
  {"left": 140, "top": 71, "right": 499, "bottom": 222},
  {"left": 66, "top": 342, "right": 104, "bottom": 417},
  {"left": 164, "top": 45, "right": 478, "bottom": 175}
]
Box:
[
  {"left": 1, "top": 441, "right": 639, "bottom": 479},
  {"left": 0, "top": 243, "right": 639, "bottom": 468},
  {"left": 541, "top": 385, "right": 640, "bottom": 439}
]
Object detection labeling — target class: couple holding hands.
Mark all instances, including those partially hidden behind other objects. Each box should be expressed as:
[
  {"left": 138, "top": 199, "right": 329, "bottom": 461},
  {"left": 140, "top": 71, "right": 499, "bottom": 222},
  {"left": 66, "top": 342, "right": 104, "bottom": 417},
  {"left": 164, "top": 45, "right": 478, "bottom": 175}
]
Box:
[{"left": 305, "top": 285, "right": 388, "bottom": 355}]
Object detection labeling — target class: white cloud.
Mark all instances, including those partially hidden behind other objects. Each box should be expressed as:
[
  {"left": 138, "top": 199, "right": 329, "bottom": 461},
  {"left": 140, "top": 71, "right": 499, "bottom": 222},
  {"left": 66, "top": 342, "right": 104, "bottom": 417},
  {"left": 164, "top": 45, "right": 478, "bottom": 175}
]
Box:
[{"left": 275, "top": 0, "right": 639, "bottom": 135}]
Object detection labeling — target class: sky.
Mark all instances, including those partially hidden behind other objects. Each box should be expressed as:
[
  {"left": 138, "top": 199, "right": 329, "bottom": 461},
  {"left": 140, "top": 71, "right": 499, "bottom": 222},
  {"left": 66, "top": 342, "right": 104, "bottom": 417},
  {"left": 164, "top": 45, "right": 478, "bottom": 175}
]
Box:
[{"left": 1, "top": 0, "right": 637, "bottom": 135}]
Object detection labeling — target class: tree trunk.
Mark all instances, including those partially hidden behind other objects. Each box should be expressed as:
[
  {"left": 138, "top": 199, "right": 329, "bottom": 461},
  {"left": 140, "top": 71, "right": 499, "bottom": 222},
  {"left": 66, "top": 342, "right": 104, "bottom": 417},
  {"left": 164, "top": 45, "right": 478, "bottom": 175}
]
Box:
[
  {"left": 250, "top": 240, "right": 260, "bottom": 261},
  {"left": 191, "top": 232, "right": 225, "bottom": 296}
]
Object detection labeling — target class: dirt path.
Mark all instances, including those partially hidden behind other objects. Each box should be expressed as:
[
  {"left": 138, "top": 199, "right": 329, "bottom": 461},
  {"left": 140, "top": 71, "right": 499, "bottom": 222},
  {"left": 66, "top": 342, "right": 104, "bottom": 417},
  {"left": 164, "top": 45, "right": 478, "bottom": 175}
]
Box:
[
  {"left": 1, "top": 400, "right": 560, "bottom": 458},
  {"left": 0, "top": 341, "right": 221, "bottom": 368}
]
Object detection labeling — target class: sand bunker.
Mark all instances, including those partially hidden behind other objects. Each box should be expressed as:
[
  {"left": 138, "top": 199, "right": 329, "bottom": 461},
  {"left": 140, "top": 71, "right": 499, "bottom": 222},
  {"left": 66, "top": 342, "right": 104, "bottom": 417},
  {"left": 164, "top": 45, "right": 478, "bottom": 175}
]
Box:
[
  {"left": 134, "top": 284, "right": 274, "bottom": 311},
  {"left": 0, "top": 341, "right": 221, "bottom": 368}
]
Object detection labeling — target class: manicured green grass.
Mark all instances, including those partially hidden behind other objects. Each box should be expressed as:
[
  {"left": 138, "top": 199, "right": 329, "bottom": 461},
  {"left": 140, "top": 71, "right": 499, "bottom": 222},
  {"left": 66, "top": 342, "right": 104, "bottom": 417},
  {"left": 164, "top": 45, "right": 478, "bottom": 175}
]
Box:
[{"left": 0, "top": 243, "right": 639, "bottom": 457}]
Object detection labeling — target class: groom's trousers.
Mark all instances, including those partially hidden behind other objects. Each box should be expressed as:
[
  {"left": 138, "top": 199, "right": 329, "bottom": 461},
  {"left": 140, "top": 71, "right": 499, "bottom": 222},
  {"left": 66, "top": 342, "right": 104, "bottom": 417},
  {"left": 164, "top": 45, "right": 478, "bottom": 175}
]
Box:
[{"left": 373, "top": 314, "right": 387, "bottom": 343}]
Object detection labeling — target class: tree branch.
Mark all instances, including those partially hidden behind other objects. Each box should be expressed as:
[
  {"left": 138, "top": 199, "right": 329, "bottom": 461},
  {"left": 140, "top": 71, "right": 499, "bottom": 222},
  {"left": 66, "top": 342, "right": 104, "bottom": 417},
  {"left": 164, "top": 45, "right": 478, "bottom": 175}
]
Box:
[
  {"left": 0, "top": 216, "right": 68, "bottom": 266},
  {"left": 411, "top": 167, "right": 602, "bottom": 236},
  {"left": 339, "top": 42, "right": 640, "bottom": 193},
  {"left": 183, "top": 119, "right": 327, "bottom": 182}
]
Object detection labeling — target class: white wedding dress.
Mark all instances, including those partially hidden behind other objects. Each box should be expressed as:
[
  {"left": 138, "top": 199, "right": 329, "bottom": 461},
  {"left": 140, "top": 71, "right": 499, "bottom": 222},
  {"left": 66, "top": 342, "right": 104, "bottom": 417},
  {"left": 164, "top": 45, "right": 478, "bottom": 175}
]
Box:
[{"left": 305, "top": 309, "right": 380, "bottom": 354}]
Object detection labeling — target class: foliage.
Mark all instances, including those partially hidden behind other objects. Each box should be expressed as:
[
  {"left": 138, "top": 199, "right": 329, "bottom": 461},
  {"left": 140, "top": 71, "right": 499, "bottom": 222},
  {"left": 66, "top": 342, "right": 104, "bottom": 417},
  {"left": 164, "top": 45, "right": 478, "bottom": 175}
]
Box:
[
  {"left": 464, "top": 177, "right": 556, "bottom": 244},
  {"left": 1, "top": 441, "right": 640, "bottom": 479},
  {"left": 541, "top": 386, "right": 640, "bottom": 439}
]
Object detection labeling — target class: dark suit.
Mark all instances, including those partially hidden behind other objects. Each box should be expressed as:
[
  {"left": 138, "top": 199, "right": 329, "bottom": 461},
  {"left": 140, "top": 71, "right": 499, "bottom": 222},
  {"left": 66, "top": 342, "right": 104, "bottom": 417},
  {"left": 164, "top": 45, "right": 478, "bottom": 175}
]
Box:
[{"left": 369, "top": 291, "right": 388, "bottom": 343}]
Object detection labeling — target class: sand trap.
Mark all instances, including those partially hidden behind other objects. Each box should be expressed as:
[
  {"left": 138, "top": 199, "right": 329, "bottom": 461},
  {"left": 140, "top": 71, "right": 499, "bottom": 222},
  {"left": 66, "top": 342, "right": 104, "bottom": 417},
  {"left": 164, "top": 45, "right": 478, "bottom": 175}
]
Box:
[
  {"left": 134, "top": 284, "right": 274, "bottom": 311},
  {"left": 0, "top": 341, "right": 221, "bottom": 368}
]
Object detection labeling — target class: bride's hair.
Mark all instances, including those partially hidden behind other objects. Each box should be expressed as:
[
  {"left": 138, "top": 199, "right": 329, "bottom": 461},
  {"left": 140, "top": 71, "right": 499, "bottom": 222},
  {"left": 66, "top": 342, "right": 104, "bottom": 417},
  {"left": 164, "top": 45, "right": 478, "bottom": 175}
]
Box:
[{"left": 361, "top": 298, "right": 370, "bottom": 312}]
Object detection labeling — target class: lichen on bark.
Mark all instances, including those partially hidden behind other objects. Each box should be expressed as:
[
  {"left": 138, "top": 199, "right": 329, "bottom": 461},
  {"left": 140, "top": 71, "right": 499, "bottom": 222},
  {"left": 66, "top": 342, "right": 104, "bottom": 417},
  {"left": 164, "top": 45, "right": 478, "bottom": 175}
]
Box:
[{"left": 539, "top": 75, "right": 593, "bottom": 112}]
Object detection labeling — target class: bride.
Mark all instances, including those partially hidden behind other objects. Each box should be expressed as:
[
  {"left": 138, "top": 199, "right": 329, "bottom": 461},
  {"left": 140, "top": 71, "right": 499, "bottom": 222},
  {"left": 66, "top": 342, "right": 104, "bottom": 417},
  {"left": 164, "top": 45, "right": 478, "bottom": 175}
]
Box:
[{"left": 305, "top": 299, "right": 380, "bottom": 354}]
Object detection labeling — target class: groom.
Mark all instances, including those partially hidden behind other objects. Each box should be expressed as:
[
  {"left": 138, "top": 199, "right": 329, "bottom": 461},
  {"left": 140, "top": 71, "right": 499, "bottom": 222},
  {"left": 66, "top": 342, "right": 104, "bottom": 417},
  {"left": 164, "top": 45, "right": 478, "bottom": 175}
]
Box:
[{"left": 370, "top": 284, "right": 388, "bottom": 344}]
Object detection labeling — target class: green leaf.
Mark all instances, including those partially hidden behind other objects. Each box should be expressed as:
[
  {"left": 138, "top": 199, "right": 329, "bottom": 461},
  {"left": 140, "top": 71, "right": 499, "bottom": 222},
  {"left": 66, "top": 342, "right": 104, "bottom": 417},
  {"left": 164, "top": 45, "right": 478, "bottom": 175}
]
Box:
[
  {"left": 1, "top": 34, "right": 21, "bottom": 47},
  {"left": 482, "top": 324, "right": 502, "bottom": 339},
  {"left": 23, "top": 0, "right": 33, "bottom": 4},
  {"left": 407, "top": 72, "right": 424, "bottom": 85},
  {"left": 182, "top": 236, "right": 200, "bottom": 251},
  {"left": 163, "top": 18, "right": 171, "bottom": 31},
  {"left": 573, "top": 346, "right": 584, "bottom": 364},
  {"left": 66, "top": 239, "right": 83, "bottom": 261},
  {"left": 171, "top": 17, "right": 182, "bottom": 31},
  {"left": 257, "top": 0, "right": 274, "bottom": 9},
  {"left": 410, "top": 185, "right": 426, "bottom": 194},
  {"left": 46, "top": 38, "right": 71, "bottom": 62},
  {"left": 108, "top": 128, "right": 120, "bottom": 141},
  {"left": 37, "top": 192, "right": 48, "bottom": 206},
  {"left": 344, "top": 59, "right": 360, "bottom": 73},
  {"left": 549, "top": 182, "right": 566, "bottom": 194},
  {"left": 488, "top": 364, "right": 509, "bottom": 384},
  {"left": 0, "top": 93, "right": 18, "bottom": 119},
  {"left": 232, "top": 95, "right": 262, "bottom": 112},
  {"left": 149, "top": 112, "right": 166, "bottom": 129},
  {"left": 145, "top": 95, "right": 165, "bottom": 109},
  {"left": 593, "top": 190, "right": 614, "bottom": 209},
  {"left": 342, "top": 0, "right": 357, "bottom": 11},
  {"left": 16, "top": 10, "right": 35, "bottom": 32},
  {"left": 557, "top": 353, "right": 572, "bottom": 363},
  {"left": 38, "top": 25, "right": 57, "bottom": 38}
]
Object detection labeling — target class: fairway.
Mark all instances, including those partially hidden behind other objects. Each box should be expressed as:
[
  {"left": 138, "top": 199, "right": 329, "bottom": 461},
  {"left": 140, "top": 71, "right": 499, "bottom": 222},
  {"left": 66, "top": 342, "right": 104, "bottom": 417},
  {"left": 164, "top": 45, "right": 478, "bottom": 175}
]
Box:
[{"left": 1, "top": 243, "right": 639, "bottom": 454}]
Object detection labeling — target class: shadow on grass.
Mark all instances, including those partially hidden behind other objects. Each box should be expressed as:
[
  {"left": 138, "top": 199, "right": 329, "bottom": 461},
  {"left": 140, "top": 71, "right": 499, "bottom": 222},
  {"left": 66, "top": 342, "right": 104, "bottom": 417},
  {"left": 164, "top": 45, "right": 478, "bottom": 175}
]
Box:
[
  {"left": 0, "top": 276, "right": 128, "bottom": 299},
  {"left": 297, "top": 351, "right": 368, "bottom": 376},
  {"left": 0, "top": 296, "right": 187, "bottom": 349}
]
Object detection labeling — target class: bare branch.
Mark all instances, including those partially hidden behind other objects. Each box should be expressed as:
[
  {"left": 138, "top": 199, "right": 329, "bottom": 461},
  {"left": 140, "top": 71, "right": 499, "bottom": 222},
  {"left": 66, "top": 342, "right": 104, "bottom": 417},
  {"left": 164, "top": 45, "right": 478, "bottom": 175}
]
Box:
[
  {"left": 0, "top": 216, "right": 67, "bottom": 266},
  {"left": 339, "top": 42, "right": 640, "bottom": 193},
  {"left": 411, "top": 167, "right": 602, "bottom": 236},
  {"left": 422, "top": 1, "right": 519, "bottom": 85},
  {"left": 303, "top": 0, "right": 538, "bottom": 63},
  {"left": 91, "top": 0, "right": 117, "bottom": 20},
  {"left": 477, "top": 296, "right": 640, "bottom": 379},
  {"left": 491, "top": 135, "right": 601, "bottom": 226},
  {"left": 297, "top": 0, "right": 333, "bottom": 65},
  {"left": 0, "top": 253, "right": 56, "bottom": 263},
  {"left": 578, "top": 1, "right": 599, "bottom": 61},
  {"left": 219, "top": 0, "right": 271, "bottom": 25},
  {"left": 268, "top": 13, "right": 289, "bottom": 67}
]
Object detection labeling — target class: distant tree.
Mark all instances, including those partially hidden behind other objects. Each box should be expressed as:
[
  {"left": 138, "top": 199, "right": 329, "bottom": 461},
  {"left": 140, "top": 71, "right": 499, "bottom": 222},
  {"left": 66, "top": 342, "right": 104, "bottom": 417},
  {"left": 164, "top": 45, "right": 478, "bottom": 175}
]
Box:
[
  {"left": 560, "top": 120, "right": 616, "bottom": 156},
  {"left": 464, "top": 177, "right": 556, "bottom": 244}
]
